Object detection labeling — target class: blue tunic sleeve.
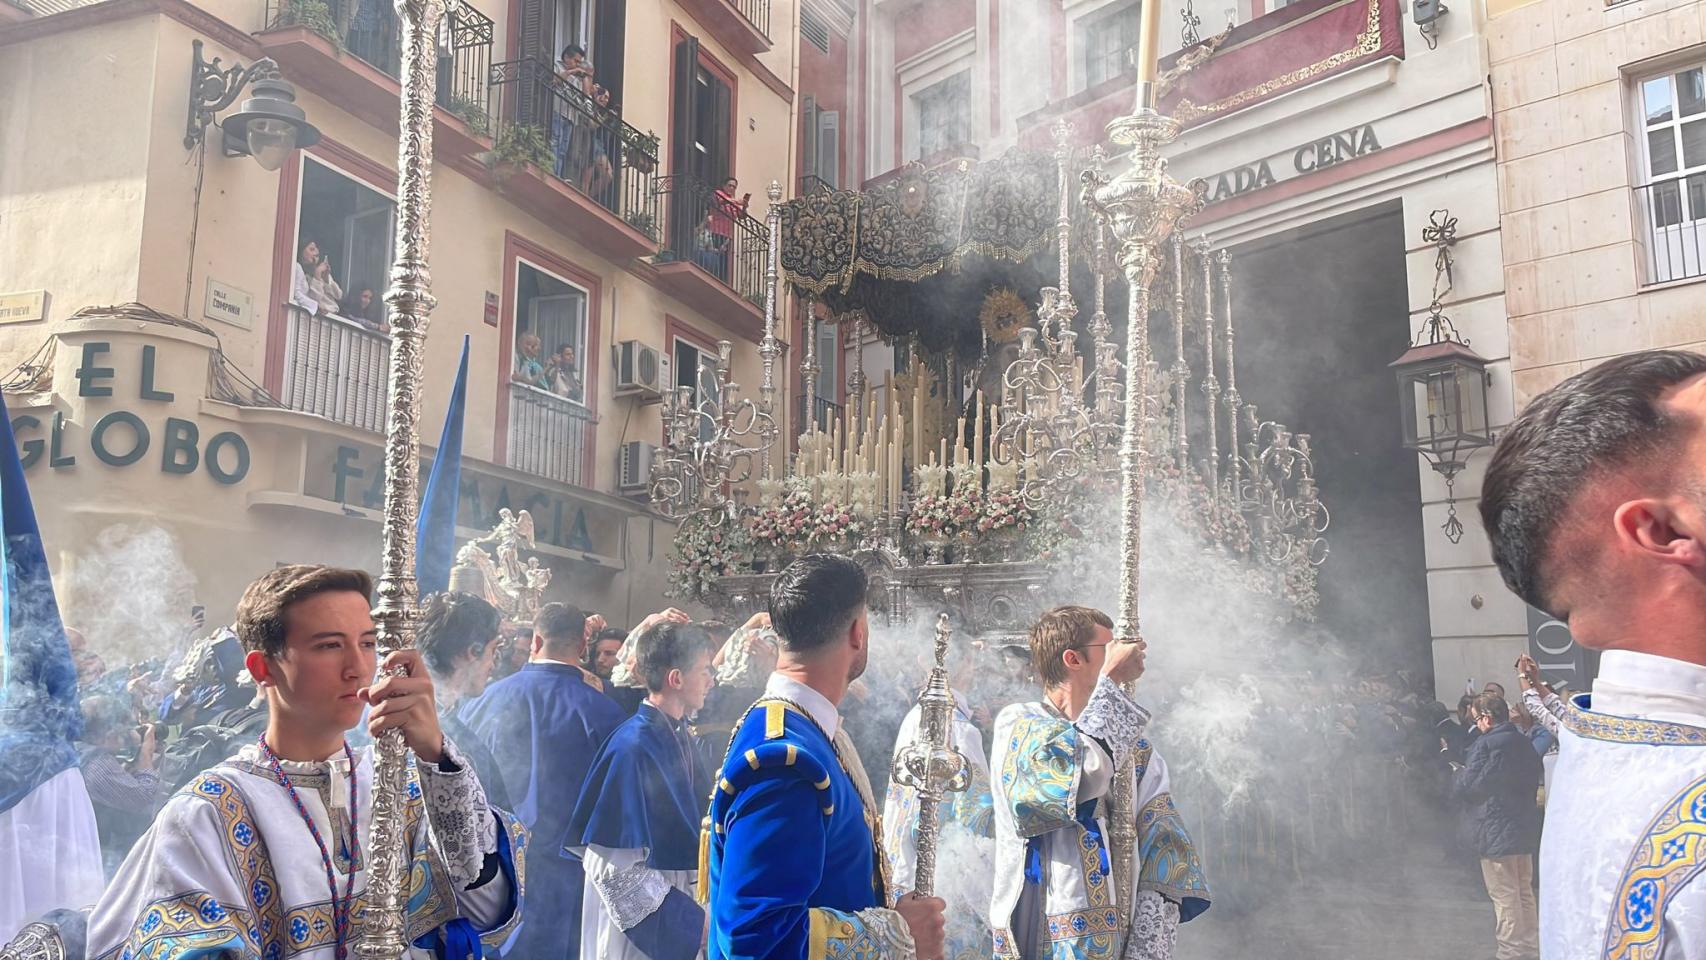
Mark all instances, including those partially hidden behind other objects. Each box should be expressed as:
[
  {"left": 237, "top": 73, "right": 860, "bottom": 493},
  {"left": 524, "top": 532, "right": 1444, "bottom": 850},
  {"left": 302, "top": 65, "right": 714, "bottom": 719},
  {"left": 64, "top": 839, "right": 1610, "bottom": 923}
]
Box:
[{"left": 712, "top": 775, "right": 827, "bottom": 960}]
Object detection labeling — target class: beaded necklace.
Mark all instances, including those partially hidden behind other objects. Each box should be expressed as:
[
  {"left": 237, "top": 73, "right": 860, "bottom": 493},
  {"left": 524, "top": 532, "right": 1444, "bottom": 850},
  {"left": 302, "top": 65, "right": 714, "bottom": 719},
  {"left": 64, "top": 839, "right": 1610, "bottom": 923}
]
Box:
[{"left": 259, "top": 735, "right": 360, "bottom": 959}]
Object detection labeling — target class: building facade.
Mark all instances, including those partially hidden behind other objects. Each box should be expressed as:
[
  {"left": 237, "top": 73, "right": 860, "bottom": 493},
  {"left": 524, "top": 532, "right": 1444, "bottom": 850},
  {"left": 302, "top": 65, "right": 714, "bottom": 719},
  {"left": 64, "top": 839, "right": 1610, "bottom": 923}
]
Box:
[
  {"left": 0, "top": 0, "right": 804, "bottom": 641},
  {"left": 798, "top": 0, "right": 1520, "bottom": 700},
  {"left": 1484, "top": 0, "right": 1706, "bottom": 691}
]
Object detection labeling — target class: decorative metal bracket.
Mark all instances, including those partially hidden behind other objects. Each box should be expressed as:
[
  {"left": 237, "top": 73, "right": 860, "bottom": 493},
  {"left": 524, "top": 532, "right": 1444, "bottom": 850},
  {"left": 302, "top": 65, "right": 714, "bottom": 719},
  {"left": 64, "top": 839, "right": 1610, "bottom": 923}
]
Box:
[{"left": 184, "top": 39, "right": 278, "bottom": 155}]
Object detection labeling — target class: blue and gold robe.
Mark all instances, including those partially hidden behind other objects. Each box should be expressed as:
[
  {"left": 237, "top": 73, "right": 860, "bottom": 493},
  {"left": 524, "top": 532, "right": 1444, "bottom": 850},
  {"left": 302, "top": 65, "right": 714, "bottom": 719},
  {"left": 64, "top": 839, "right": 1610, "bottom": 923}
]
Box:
[
  {"left": 990, "top": 679, "right": 1209, "bottom": 960},
  {"left": 882, "top": 690, "right": 995, "bottom": 960},
  {"left": 705, "top": 675, "right": 914, "bottom": 960},
  {"left": 81, "top": 739, "right": 523, "bottom": 960}
]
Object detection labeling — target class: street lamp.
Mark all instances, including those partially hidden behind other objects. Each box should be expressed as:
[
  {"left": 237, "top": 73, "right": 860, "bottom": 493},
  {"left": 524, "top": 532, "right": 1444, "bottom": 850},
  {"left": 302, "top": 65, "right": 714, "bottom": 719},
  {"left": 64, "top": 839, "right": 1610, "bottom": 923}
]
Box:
[
  {"left": 1390, "top": 210, "right": 1492, "bottom": 544},
  {"left": 184, "top": 39, "right": 319, "bottom": 170}
]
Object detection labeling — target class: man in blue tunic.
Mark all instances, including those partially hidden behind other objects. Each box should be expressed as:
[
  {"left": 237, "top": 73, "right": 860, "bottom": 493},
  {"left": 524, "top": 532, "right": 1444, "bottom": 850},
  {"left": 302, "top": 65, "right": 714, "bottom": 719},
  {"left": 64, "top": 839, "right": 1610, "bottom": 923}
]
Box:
[
  {"left": 568, "top": 620, "right": 717, "bottom": 960},
  {"left": 705, "top": 554, "right": 946, "bottom": 960},
  {"left": 463, "top": 601, "right": 626, "bottom": 958}
]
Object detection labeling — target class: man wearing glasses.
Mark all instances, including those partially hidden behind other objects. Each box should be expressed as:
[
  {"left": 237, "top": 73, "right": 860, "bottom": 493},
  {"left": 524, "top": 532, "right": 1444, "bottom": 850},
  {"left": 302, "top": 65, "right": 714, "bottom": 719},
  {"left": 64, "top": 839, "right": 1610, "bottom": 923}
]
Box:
[{"left": 988, "top": 606, "right": 1211, "bottom": 960}]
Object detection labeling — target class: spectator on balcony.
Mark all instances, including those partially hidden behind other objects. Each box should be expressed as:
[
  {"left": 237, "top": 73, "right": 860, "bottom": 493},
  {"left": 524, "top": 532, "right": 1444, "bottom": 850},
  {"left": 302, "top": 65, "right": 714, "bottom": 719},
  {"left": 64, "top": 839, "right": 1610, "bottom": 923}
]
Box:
[
  {"left": 308, "top": 256, "right": 345, "bottom": 318},
  {"left": 549, "top": 344, "right": 582, "bottom": 403},
  {"left": 340, "top": 286, "right": 388, "bottom": 333},
  {"left": 513, "top": 332, "right": 551, "bottom": 391},
  {"left": 580, "top": 85, "right": 617, "bottom": 206},
  {"left": 289, "top": 239, "right": 324, "bottom": 316},
  {"left": 705, "top": 177, "right": 749, "bottom": 280},
  {"left": 552, "top": 45, "right": 593, "bottom": 182}
]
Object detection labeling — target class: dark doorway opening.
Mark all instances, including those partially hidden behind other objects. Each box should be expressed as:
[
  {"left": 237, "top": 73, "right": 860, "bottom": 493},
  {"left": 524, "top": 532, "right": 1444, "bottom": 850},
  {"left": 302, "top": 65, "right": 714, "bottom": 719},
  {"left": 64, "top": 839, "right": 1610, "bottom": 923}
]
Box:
[{"left": 1228, "top": 201, "right": 1431, "bottom": 676}]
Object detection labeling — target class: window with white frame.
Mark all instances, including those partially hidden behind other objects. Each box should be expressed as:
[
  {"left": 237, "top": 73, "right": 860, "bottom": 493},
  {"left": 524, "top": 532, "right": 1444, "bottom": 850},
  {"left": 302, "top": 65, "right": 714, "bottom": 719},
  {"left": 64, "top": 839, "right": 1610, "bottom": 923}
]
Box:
[
  {"left": 1076, "top": 2, "right": 1140, "bottom": 92},
  {"left": 513, "top": 261, "right": 589, "bottom": 404},
  {"left": 673, "top": 336, "right": 720, "bottom": 442},
  {"left": 914, "top": 71, "right": 970, "bottom": 161},
  {"left": 294, "top": 158, "right": 396, "bottom": 328},
  {"left": 1637, "top": 64, "right": 1706, "bottom": 283}
]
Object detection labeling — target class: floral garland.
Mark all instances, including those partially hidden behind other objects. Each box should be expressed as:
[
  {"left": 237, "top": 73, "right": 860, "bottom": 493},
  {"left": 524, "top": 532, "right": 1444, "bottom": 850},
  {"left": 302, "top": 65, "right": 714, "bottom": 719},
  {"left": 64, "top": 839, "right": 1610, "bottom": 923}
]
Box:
[
  {"left": 667, "top": 514, "right": 750, "bottom": 603},
  {"left": 749, "top": 482, "right": 816, "bottom": 547},
  {"left": 972, "top": 489, "right": 1033, "bottom": 534},
  {"left": 904, "top": 493, "right": 970, "bottom": 537}
]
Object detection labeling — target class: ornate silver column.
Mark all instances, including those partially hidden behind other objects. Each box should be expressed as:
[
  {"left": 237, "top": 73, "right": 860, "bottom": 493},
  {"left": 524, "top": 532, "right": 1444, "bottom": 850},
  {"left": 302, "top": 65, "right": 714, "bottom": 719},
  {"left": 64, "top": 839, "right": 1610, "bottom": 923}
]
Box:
[
  {"left": 759, "top": 181, "right": 784, "bottom": 477},
  {"left": 801, "top": 297, "right": 819, "bottom": 437},
  {"left": 1083, "top": 93, "right": 1202, "bottom": 939},
  {"left": 1194, "top": 237, "right": 1220, "bottom": 494},
  {"left": 848, "top": 318, "right": 867, "bottom": 444},
  {"left": 355, "top": 0, "right": 446, "bottom": 953},
  {"left": 1169, "top": 235, "right": 1190, "bottom": 469},
  {"left": 889, "top": 613, "right": 970, "bottom": 896},
  {"left": 1217, "top": 249, "right": 1241, "bottom": 500}
]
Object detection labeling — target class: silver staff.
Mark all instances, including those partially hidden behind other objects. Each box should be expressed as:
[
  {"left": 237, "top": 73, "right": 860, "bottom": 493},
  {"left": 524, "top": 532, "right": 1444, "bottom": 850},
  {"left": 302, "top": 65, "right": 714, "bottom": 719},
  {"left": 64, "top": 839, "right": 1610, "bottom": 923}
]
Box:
[
  {"left": 356, "top": 0, "right": 446, "bottom": 951},
  {"left": 889, "top": 613, "right": 971, "bottom": 896},
  {"left": 1082, "top": 82, "right": 1202, "bottom": 938}
]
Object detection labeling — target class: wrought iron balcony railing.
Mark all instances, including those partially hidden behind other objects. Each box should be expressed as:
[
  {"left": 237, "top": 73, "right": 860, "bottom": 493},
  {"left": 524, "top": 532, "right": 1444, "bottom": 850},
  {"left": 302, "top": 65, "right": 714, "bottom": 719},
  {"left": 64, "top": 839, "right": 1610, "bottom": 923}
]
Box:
[
  {"left": 798, "top": 394, "right": 841, "bottom": 434},
  {"left": 281, "top": 305, "right": 390, "bottom": 433},
  {"left": 657, "top": 174, "right": 768, "bottom": 303},
  {"left": 1636, "top": 173, "right": 1706, "bottom": 285},
  {"left": 798, "top": 174, "right": 835, "bottom": 196},
  {"left": 507, "top": 382, "right": 594, "bottom": 486},
  {"left": 488, "top": 58, "right": 662, "bottom": 238},
  {"left": 263, "top": 0, "right": 493, "bottom": 123}
]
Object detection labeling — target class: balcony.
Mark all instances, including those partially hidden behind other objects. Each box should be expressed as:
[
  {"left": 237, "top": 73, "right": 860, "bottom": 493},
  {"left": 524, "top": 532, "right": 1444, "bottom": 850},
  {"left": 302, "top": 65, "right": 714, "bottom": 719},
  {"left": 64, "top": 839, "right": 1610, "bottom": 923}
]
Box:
[
  {"left": 280, "top": 305, "right": 390, "bottom": 433},
  {"left": 676, "top": 0, "right": 772, "bottom": 55},
  {"left": 798, "top": 175, "right": 836, "bottom": 196},
  {"left": 257, "top": 0, "right": 494, "bottom": 160},
  {"left": 486, "top": 58, "right": 661, "bottom": 261},
  {"left": 1636, "top": 174, "right": 1706, "bottom": 285},
  {"left": 506, "top": 383, "right": 594, "bottom": 486},
  {"left": 798, "top": 394, "right": 841, "bottom": 433},
  {"left": 653, "top": 174, "right": 768, "bottom": 339}
]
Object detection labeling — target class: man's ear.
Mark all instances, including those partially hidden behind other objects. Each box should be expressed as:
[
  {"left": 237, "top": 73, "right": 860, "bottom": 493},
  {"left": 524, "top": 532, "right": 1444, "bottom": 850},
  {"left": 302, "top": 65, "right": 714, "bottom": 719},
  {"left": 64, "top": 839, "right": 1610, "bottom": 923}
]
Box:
[
  {"left": 848, "top": 615, "right": 868, "bottom": 654},
  {"left": 244, "top": 650, "right": 273, "bottom": 687},
  {"left": 530, "top": 633, "right": 544, "bottom": 658},
  {"left": 667, "top": 667, "right": 684, "bottom": 691},
  {"left": 1613, "top": 498, "right": 1706, "bottom": 568},
  {"left": 1061, "top": 648, "right": 1082, "bottom": 672}
]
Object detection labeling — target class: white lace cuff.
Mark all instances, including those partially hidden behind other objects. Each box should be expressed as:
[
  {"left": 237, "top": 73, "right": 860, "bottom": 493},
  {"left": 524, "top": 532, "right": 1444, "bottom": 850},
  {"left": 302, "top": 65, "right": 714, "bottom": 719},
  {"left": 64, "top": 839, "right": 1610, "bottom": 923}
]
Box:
[
  {"left": 1076, "top": 676, "right": 1151, "bottom": 772},
  {"left": 1121, "top": 890, "right": 1180, "bottom": 960},
  {"left": 592, "top": 860, "right": 671, "bottom": 931},
  {"left": 418, "top": 733, "right": 498, "bottom": 885}
]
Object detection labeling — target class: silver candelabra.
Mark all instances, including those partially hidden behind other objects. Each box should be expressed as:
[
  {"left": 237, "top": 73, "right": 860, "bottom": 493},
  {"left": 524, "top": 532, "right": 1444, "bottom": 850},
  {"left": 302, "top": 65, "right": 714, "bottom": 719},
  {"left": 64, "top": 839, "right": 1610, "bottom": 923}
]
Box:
[{"left": 889, "top": 613, "right": 971, "bottom": 896}]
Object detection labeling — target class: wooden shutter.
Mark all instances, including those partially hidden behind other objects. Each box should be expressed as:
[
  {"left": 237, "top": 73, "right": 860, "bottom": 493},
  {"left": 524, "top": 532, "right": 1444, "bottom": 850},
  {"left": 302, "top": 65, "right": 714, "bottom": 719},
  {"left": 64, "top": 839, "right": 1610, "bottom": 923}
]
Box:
[
  {"left": 517, "top": 0, "right": 548, "bottom": 126},
  {"left": 593, "top": 0, "right": 626, "bottom": 108},
  {"left": 801, "top": 94, "right": 818, "bottom": 187},
  {"left": 671, "top": 36, "right": 699, "bottom": 178},
  {"left": 817, "top": 110, "right": 839, "bottom": 187},
  {"left": 710, "top": 74, "right": 732, "bottom": 183}
]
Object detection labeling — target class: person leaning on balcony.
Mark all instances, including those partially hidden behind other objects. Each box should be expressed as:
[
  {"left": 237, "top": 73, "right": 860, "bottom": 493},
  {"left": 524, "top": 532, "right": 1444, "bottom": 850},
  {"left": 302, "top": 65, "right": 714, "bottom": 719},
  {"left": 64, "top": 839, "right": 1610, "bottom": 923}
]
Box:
[
  {"left": 580, "top": 85, "right": 617, "bottom": 203},
  {"left": 549, "top": 344, "right": 582, "bottom": 402},
  {"left": 290, "top": 239, "right": 325, "bottom": 316},
  {"left": 341, "top": 287, "right": 388, "bottom": 333},
  {"left": 309, "top": 257, "right": 344, "bottom": 318},
  {"left": 513, "top": 332, "right": 550, "bottom": 391}
]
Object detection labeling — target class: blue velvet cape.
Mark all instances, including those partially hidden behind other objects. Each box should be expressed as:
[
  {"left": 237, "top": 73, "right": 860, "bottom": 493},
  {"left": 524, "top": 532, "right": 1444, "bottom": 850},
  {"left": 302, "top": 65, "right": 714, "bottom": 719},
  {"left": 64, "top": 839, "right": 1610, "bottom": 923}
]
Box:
[{"left": 567, "top": 702, "right": 710, "bottom": 960}]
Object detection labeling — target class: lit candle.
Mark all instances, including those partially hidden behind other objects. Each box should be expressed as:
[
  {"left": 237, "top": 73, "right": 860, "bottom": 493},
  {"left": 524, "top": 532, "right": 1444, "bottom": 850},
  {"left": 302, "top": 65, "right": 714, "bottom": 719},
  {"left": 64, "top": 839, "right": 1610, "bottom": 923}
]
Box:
[{"left": 912, "top": 378, "right": 923, "bottom": 472}]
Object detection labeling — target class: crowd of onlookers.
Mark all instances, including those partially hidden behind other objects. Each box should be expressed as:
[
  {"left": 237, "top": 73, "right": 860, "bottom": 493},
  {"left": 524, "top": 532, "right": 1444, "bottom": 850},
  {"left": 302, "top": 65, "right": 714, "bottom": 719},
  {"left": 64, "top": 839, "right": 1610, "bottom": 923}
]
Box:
[
  {"left": 511, "top": 332, "right": 583, "bottom": 403},
  {"left": 288, "top": 239, "right": 388, "bottom": 333}
]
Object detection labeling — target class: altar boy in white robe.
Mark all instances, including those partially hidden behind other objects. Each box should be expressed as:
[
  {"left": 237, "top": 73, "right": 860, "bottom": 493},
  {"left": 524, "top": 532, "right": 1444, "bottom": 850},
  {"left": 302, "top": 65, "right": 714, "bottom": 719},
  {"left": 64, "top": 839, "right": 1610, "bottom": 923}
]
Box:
[
  {"left": 567, "top": 620, "right": 716, "bottom": 960},
  {"left": 990, "top": 606, "right": 1209, "bottom": 960},
  {"left": 1479, "top": 350, "right": 1706, "bottom": 960},
  {"left": 882, "top": 628, "right": 994, "bottom": 960},
  {"left": 28, "top": 565, "right": 525, "bottom": 960}
]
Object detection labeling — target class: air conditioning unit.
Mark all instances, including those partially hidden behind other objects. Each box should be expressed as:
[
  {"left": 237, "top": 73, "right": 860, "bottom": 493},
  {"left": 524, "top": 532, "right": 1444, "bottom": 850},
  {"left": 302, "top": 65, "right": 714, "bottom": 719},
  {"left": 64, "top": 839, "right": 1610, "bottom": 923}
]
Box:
[
  {"left": 615, "top": 340, "right": 663, "bottom": 402},
  {"left": 619, "top": 441, "right": 658, "bottom": 495}
]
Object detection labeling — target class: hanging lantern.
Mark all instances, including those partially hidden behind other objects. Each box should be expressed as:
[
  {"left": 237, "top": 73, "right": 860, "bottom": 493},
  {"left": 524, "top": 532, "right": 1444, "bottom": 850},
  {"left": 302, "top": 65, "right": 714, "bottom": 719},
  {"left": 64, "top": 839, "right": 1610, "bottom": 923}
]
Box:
[{"left": 1389, "top": 336, "right": 1493, "bottom": 477}]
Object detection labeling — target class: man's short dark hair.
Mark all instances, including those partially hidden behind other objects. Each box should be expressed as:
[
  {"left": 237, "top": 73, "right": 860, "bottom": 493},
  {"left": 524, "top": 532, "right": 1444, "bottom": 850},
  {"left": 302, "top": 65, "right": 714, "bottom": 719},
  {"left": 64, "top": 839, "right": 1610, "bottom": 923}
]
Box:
[
  {"left": 1480, "top": 350, "right": 1706, "bottom": 613},
  {"left": 234, "top": 565, "right": 373, "bottom": 659},
  {"left": 1472, "top": 692, "right": 1510, "bottom": 724},
  {"left": 635, "top": 621, "right": 714, "bottom": 692},
  {"left": 768, "top": 555, "right": 868, "bottom": 655},
  {"left": 562, "top": 43, "right": 585, "bottom": 59},
  {"left": 535, "top": 602, "right": 586, "bottom": 643},
  {"left": 418, "top": 592, "right": 500, "bottom": 679},
  {"left": 594, "top": 627, "right": 628, "bottom": 644}
]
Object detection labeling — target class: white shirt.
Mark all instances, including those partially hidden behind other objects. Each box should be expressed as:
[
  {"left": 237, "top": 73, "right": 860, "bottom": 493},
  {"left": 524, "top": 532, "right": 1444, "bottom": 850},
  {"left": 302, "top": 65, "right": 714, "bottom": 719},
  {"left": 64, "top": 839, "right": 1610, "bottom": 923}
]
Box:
[
  {"left": 764, "top": 672, "right": 842, "bottom": 738},
  {"left": 1591, "top": 650, "right": 1706, "bottom": 726}
]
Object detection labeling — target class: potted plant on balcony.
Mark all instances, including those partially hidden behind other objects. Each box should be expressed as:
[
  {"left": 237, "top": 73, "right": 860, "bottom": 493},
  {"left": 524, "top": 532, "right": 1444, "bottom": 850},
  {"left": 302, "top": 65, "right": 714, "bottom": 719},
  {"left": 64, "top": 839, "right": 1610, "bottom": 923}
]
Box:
[
  {"left": 447, "top": 94, "right": 490, "bottom": 135},
  {"left": 625, "top": 131, "right": 660, "bottom": 174},
  {"left": 488, "top": 123, "right": 551, "bottom": 181},
  {"left": 273, "top": 0, "right": 342, "bottom": 50}
]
